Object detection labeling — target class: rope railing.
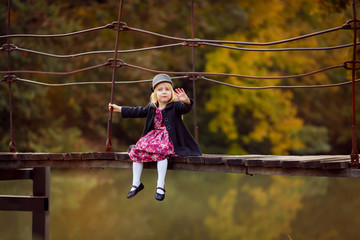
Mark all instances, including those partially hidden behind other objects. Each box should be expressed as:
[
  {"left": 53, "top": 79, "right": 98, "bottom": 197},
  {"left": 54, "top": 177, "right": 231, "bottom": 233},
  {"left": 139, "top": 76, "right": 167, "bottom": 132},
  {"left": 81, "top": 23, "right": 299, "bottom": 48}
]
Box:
[
  {"left": 202, "top": 42, "right": 360, "bottom": 52},
  {"left": 0, "top": 23, "right": 117, "bottom": 39},
  {"left": 5, "top": 76, "right": 360, "bottom": 90},
  {"left": 0, "top": 22, "right": 346, "bottom": 45},
  {"left": 2, "top": 41, "right": 359, "bottom": 62},
  {"left": 1, "top": 43, "right": 185, "bottom": 58},
  {"left": 0, "top": 62, "right": 346, "bottom": 80},
  {"left": 1, "top": 0, "right": 359, "bottom": 167}
]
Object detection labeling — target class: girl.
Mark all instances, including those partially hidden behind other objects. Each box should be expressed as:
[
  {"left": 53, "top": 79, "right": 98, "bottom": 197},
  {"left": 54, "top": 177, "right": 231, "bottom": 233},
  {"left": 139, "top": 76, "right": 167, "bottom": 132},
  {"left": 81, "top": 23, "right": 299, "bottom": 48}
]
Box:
[{"left": 109, "top": 74, "right": 201, "bottom": 201}]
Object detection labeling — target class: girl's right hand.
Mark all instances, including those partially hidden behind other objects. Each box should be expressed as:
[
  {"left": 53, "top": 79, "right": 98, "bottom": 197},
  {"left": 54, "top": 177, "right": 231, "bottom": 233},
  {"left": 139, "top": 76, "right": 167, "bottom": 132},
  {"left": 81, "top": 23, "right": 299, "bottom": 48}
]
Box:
[{"left": 109, "top": 103, "right": 121, "bottom": 112}]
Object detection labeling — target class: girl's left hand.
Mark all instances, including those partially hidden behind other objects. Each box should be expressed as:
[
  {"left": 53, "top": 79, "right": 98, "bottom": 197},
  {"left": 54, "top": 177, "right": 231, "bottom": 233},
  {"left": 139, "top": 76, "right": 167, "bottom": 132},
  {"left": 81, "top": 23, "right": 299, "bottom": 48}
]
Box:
[{"left": 175, "top": 88, "right": 190, "bottom": 104}]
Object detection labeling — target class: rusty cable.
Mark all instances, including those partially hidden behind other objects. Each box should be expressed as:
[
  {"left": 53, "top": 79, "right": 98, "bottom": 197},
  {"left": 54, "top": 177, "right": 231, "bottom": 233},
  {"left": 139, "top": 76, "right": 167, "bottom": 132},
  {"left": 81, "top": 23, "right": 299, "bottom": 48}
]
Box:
[
  {"left": 9, "top": 76, "right": 186, "bottom": 87},
  {"left": 0, "top": 62, "right": 109, "bottom": 76},
  {"left": 122, "top": 62, "right": 345, "bottom": 80},
  {"left": 202, "top": 42, "right": 360, "bottom": 52},
  {"left": 1, "top": 41, "right": 358, "bottom": 61},
  {"left": 106, "top": 0, "right": 124, "bottom": 152},
  {"left": 201, "top": 76, "right": 360, "bottom": 90},
  {"left": 4, "top": 43, "right": 184, "bottom": 58},
  {"left": 9, "top": 76, "right": 360, "bottom": 90},
  {"left": 7, "top": 0, "right": 15, "bottom": 152},
  {"left": 1, "top": 21, "right": 347, "bottom": 46},
  {"left": 0, "top": 61, "right": 344, "bottom": 80},
  {"left": 124, "top": 25, "right": 345, "bottom": 46},
  {"left": 190, "top": 0, "right": 199, "bottom": 143},
  {"left": 0, "top": 24, "right": 115, "bottom": 39},
  {"left": 350, "top": 0, "right": 359, "bottom": 168}
]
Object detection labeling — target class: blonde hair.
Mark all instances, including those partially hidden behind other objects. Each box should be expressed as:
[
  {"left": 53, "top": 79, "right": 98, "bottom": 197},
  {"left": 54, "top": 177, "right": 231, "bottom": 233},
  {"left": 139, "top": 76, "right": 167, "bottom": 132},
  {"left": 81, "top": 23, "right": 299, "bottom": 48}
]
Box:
[{"left": 150, "top": 82, "right": 178, "bottom": 106}]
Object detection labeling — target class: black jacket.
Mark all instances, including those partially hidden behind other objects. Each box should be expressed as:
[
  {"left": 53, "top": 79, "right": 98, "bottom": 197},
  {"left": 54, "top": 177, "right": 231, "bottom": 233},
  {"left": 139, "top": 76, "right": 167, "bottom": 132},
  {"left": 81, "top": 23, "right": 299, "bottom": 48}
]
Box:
[{"left": 121, "top": 100, "right": 202, "bottom": 156}]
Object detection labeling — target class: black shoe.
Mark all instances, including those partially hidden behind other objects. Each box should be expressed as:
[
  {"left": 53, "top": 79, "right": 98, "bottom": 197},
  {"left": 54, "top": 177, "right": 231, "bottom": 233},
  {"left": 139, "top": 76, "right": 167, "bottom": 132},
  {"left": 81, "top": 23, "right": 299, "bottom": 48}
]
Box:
[
  {"left": 127, "top": 183, "right": 144, "bottom": 199},
  {"left": 155, "top": 187, "right": 166, "bottom": 201}
]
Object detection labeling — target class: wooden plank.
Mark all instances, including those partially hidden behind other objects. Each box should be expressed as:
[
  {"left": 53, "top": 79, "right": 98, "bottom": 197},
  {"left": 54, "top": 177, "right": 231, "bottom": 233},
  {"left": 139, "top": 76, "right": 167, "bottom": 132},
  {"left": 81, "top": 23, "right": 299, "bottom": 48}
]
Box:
[
  {"left": 322, "top": 160, "right": 349, "bottom": 169},
  {"left": 281, "top": 160, "right": 301, "bottom": 168},
  {"left": 301, "top": 160, "right": 322, "bottom": 169},
  {"left": 246, "top": 167, "right": 360, "bottom": 178},
  {"left": 92, "top": 152, "right": 116, "bottom": 160},
  {"left": 48, "top": 153, "right": 64, "bottom": 161},
  {"left": 115, "top": 152, "right": 131, "bottom": 161},
  {"left": 168, "top": 162, "right": 247, "bottom": 174},
  {"left": 245, "top": 159, "right": 264, "bottom": 167},
  {"left": 0, "top": 196, "right": 48, "bottom": 211},
  {"left": 169, "top": 155, "right": 187, "bottom": 163},
  {"left": 81, "top": 152, "right": 95, "bottom": 160},
  {"left": 0, "top": 168, "right": 33, "bottom": 180},
  {"left": 0, "top": 153, "right": 358, "bottom": 177},
  {"left": 32, "top": 167, "right": 50, "bottom": 240},
  {"left": 262, "top": 160, "right": 282, "bottom": 168},
  {"left": 63, "top": 153, "right": 82, "bottom": 160},
  {"left": 203, "top": 154, "right": 225, "bottom": 165},
  {"left": 224, "top": 155, "right": 245, "bottom": 166},
  {"left": 33, "top": 211, "right": 49, "bottom": 240},
  {"left": 0, "top": 153, "right": 16, "bottom": 160},
  {"left": 187, "top": 156, "right": 204, "bottom": 164}
]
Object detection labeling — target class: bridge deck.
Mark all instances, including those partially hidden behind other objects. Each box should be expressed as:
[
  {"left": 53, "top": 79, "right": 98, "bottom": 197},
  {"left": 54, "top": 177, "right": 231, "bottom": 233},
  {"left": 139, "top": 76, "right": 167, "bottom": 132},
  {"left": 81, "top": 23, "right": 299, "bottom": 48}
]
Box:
[{"left": 0, "top": 152, "right": 359, "bottom": 178}]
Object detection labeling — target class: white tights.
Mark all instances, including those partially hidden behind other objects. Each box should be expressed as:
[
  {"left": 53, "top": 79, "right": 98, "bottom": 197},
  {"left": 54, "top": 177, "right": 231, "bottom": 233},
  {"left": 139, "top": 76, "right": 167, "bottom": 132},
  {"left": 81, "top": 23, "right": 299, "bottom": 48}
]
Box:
[{"left": 130, "top": 159, "right": 168, "bottom": 194}]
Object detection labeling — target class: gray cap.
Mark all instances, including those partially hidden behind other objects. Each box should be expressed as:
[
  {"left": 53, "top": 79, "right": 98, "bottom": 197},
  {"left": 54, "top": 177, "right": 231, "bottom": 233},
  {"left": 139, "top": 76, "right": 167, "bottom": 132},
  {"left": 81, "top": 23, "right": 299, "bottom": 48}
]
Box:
[{"left": 152, "top": 74, "right": 173, "bottom": 90}]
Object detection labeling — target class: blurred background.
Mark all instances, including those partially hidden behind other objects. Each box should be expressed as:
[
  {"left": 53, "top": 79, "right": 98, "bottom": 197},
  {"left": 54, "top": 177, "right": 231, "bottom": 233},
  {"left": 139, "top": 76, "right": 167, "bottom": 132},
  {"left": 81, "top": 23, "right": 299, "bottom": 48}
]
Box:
[{"left": 1, "top": 0, "right": 360, "bottom": 239}]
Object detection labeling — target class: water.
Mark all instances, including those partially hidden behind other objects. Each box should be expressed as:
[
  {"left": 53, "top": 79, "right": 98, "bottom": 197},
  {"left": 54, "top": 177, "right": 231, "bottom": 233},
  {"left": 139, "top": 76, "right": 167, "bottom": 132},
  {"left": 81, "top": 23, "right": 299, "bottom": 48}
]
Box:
[{"left": 1, "top": 168, "right": 359, "bottom": 240}]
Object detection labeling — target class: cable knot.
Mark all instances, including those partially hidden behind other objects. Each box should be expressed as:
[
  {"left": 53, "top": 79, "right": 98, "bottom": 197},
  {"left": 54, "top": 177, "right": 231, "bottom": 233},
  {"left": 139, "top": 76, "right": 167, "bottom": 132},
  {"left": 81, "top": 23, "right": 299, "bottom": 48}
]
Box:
[
  {"left": 342, "top": 19, "right": 360, "bottom": 29},
  {"left": 1, "top": 75, "right": 17, "bottom": 84},
  {"left": 0, "top": 43, "right": 17, "bottom": 52},
  {"left": 344, "top": 60, "right": 360, "bottom": 70},
  {"left": 187, "top": 74, "right": 201, "bottom": 81},
  {"left": 185, "top": 39, "right": 201, "bottom": 47},
  {"left": 106, "top": 21, "right": 128, "bottom": 31},
  {"left": 106, "top": 58, "right": 124, "bottom": 68}
]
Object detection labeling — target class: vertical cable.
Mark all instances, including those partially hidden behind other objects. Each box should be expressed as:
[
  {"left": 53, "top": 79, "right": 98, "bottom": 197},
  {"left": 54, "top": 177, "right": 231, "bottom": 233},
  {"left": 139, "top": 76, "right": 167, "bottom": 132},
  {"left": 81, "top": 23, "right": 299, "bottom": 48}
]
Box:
[
  {"left": 191, "top": 0, "right": 199, "bottom": 143},
  {"left": 350, "top": 0, "right": 359, "bottom": 168},
  {"left": 106, "top": 0, "right": 124, "bottom": 152},
  {"left": 7, "top": 0, "right": 16, "bottom": 152}
]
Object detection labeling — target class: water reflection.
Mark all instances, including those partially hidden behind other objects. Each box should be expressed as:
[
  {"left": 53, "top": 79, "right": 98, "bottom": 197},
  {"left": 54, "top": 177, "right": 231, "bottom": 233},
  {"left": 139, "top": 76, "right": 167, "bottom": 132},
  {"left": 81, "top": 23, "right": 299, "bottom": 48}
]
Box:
[{"left": 1, "top": 168, "right": 360, "bottom": 240}]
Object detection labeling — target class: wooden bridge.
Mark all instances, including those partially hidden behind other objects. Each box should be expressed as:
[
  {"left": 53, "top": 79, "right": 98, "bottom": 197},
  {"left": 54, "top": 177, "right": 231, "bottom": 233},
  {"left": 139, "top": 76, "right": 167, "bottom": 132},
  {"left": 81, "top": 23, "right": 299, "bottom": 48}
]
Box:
[{"left": 1, "top": 152, "right": 360, "bottom": 178}]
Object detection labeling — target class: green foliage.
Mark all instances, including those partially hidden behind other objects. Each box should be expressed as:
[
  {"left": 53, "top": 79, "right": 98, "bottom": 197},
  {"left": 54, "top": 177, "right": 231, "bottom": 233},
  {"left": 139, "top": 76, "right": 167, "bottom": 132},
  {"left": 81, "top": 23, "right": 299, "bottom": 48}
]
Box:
[{"left": 291, "top": 125, "right": 331, "bottom": 154}]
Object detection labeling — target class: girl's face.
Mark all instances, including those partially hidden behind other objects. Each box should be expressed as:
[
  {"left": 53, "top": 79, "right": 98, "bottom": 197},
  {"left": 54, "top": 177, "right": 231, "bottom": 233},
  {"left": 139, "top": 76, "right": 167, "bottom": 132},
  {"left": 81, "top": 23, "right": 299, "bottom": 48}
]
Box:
[{"left": 156, "top": 83, "right": 172, "bottom": 105}]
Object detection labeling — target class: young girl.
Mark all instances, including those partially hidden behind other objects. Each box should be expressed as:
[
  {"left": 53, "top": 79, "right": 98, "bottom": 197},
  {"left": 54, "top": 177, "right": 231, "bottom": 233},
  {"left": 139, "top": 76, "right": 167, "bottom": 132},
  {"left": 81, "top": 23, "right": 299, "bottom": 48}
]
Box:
[{"left": 109, "top": 74, "right": 201, "bottom": 201}]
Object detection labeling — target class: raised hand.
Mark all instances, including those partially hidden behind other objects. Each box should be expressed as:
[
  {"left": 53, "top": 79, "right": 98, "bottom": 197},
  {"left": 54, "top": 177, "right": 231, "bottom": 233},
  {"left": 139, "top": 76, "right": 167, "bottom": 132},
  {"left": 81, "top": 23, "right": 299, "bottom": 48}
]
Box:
[{"left": 174, "top": 88, "right": 190, "bottom": 104}]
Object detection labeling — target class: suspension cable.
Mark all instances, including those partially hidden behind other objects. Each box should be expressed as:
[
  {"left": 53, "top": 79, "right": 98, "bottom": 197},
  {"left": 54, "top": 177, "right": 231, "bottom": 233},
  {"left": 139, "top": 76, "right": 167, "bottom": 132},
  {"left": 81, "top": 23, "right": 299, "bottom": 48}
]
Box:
[
  {"left": 0, "top": 62, "right": 345, "bottom": 80},
  {"left": 5, "top": 43, "right": 184, "bottom": 58},
  {"left": 10, "top": 76, "right": 360, "bottom": 90}
]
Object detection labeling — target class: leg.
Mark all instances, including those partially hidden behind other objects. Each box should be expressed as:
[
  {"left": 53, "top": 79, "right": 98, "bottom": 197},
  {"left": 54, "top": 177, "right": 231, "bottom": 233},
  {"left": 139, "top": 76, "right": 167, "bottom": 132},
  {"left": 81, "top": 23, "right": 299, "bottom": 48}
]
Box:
[
  {"left": 131, "top": 162, "right": 143, "bottom": 191},
  {"left": 127, "top": 162, "right": 144, "bottom": 199},
  {"left": 156, "top": 159, "right": 168, "bottom": 199}
]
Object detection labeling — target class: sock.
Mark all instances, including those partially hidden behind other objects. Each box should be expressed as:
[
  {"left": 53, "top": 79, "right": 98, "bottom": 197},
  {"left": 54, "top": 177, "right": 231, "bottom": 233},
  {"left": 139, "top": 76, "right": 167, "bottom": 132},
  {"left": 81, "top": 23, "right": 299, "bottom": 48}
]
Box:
[
  {"left": 131, "top": 162, "right": 143, "bottom": 191},
  {"left": 156, "top": 159, "right": 168, "bottom": 194}
]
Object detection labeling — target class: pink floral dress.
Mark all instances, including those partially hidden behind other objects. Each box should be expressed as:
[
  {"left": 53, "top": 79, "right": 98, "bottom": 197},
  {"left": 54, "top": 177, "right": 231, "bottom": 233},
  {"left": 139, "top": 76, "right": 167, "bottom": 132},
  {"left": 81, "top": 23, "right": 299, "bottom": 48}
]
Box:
[{"left": 129, "top": 108, "right": 175, "bottom": 163}]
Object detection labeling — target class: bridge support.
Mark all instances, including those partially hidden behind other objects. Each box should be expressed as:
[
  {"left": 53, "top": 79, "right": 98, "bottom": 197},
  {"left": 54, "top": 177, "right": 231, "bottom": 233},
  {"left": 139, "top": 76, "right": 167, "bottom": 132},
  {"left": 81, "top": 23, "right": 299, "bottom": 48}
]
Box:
[{"left": 0, "top": 167, "right": 50, "bottom": 240}]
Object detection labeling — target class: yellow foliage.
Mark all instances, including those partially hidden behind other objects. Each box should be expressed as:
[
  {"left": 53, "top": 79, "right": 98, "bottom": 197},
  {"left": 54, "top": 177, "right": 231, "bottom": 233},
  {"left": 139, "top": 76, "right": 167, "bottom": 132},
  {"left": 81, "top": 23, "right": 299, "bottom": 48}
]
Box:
[{"left": 204, "top": 0, "right": 350, "bottom": 154}]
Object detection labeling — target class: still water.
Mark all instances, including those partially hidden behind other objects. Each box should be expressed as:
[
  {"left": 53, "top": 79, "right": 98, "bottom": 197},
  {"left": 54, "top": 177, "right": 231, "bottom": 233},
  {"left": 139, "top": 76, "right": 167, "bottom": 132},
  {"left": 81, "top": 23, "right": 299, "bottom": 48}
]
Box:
[{"left": 0, "top": 168, "right": 359, "bottom": 240}]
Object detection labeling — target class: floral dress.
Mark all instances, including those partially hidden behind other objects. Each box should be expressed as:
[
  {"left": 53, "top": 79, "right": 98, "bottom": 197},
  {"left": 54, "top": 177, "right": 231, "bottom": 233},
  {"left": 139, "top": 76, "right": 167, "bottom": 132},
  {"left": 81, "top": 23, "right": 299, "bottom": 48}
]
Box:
[{"left": 129, "top": 108, "right": 175, "bottom": 163}]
